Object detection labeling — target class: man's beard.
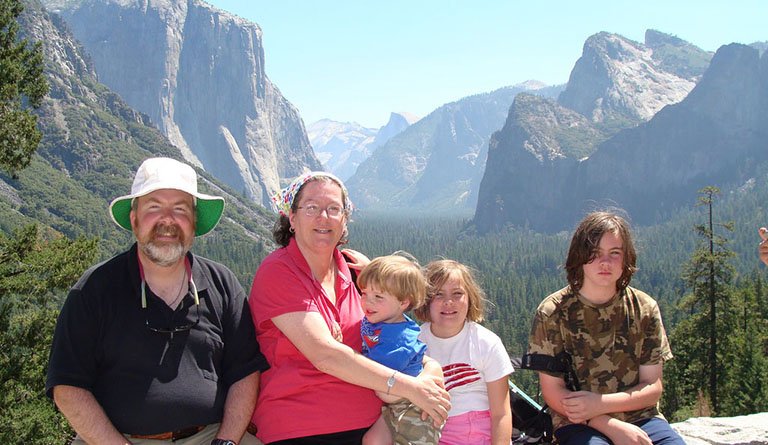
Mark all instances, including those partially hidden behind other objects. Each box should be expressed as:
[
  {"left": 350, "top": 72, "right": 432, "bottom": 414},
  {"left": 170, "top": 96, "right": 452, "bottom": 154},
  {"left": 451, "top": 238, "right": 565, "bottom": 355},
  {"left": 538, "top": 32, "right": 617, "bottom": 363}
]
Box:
[{"left": 138, "top": 222, "right": 192, "bottom": 267}]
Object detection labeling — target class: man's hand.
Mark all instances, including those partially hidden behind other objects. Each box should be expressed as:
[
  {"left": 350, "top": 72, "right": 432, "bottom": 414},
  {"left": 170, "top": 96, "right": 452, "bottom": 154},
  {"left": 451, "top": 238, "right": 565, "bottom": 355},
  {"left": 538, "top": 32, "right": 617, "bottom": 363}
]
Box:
[{"left": 759, "top": 227, "right": 768, "bottom": 266}]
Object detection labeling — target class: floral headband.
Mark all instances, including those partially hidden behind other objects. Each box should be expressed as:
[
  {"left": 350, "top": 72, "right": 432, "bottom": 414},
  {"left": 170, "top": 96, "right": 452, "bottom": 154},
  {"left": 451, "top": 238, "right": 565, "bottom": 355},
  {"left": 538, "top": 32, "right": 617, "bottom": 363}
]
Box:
[{"left": 271, "top": 171, "right": 353, "bottom": 217}]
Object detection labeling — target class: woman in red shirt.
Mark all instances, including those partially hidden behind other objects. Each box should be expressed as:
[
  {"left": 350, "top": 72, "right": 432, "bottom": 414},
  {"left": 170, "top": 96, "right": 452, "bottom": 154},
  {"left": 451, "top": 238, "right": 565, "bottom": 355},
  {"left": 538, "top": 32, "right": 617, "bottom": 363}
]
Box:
[{"left": 249, "top": 172, "right": 450, "bottom": 444}]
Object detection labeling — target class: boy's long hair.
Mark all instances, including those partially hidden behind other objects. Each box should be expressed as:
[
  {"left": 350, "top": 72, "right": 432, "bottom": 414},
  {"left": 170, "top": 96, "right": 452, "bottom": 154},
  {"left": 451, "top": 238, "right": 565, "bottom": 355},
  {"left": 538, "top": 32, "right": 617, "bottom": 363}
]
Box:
[
  {"left": 357, "top": 254, "right": 427, "bottom": 310},
  {"left": 565, "top": 211, "right": 638, "bottom": 293},
  {"left": 414, "top": 259, "right": 487, "bottom": 323}
]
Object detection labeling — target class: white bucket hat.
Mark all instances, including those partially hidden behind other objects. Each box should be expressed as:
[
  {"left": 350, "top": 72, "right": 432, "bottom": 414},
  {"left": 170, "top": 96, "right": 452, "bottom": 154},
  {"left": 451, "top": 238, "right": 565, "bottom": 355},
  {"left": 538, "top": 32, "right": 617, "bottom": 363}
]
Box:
[{"left": 109, "top": 157, "right": 225, "bottom": 236}]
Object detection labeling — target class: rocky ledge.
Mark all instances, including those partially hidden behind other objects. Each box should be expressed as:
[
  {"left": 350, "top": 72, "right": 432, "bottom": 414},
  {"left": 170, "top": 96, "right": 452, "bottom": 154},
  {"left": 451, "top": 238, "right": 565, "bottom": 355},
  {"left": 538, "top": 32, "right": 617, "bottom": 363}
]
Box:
[{"left": 672, "top": 412, "right": 768, "bottom": 444}]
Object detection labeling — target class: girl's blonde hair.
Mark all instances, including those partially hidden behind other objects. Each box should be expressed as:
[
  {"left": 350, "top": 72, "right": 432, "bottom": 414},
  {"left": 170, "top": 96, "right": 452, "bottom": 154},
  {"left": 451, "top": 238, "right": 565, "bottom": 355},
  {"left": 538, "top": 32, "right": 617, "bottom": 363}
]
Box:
[
  {"left": 357, "top": 254, "right": 427, "bottom": 310},
  {"left": 414, "top": 259, "right": 487, "bottom": 323}
]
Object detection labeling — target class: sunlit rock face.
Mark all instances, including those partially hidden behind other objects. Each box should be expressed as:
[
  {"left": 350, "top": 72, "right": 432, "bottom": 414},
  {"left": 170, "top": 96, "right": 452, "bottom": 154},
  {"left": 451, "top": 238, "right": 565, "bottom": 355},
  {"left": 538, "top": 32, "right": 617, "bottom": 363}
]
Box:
[
  {"left": 559, "top": 32, "right": 700, "bottom": 127},
  {"left": 475, "top": 38, "right": 768, "bottom": 233},
  {"left": 43, "top": 0, "right": 321, "bottom": 206}
]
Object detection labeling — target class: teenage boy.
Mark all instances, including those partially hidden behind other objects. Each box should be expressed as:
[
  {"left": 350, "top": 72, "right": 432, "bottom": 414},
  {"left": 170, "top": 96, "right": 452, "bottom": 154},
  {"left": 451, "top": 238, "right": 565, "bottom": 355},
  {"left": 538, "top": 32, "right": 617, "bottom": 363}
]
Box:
[{"left": 527, "top": 211, "right": 684, "bottom": 445}]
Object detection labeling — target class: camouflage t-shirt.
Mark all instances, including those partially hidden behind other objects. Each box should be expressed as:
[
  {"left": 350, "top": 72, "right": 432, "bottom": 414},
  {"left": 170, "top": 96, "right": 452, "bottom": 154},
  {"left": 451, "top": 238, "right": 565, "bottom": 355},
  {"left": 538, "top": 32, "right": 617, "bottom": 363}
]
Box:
[{"left": 528, "top": 286, "right": 673, "bottom": 431}]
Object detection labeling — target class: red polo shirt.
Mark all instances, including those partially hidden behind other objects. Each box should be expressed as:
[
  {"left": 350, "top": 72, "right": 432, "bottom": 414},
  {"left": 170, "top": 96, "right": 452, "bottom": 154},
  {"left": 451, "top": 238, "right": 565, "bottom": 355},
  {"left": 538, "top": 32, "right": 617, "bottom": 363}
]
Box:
[{"left": 249, "top": 238, "right": 381, "bottom": 443}]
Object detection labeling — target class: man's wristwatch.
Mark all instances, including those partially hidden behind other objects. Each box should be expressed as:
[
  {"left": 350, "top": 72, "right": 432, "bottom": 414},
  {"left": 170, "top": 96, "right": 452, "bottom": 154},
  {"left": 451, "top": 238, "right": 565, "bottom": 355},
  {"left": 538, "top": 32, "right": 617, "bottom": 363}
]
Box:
[{"left": 210, "top": 440, "right": 236, "bottom": 445}]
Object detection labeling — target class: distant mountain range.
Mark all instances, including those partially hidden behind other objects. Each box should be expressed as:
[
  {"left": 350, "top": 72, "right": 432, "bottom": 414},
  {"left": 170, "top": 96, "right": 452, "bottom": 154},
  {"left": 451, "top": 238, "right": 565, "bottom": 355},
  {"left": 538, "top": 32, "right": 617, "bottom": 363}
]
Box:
[
  {"left": 12, "top": 0, "right": 768, "bottom": 238},
  {"left": 475, "top": 32, "right": 768, "bottom": 233},
  {"left": 346, "top": 81, "right": 563, "bottom": 212},
  {"left": 308, "top": 112, "right": 419, "bottom": 180}
]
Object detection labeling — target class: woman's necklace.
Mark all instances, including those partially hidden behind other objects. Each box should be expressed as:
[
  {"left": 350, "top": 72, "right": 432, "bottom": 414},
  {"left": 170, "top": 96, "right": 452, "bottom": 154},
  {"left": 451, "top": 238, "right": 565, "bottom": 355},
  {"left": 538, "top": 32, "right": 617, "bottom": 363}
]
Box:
[{"left": 320, "top": 265, "right": 337, "bottom": 304}]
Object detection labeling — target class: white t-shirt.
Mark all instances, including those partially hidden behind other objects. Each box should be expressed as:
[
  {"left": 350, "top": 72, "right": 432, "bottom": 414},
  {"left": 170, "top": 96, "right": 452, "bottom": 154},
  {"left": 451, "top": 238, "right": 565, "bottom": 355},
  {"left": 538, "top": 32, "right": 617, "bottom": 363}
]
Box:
[{"left": 419, "top": 321, "right": 514, "bottom": 416}]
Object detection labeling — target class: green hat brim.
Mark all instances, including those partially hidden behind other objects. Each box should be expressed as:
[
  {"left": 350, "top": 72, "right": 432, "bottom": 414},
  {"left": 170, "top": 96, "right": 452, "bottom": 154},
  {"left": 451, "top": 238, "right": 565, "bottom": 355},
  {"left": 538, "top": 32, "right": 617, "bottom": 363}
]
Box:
[{"left": 110, "top": 196, "right": 225, "bottom": 236}]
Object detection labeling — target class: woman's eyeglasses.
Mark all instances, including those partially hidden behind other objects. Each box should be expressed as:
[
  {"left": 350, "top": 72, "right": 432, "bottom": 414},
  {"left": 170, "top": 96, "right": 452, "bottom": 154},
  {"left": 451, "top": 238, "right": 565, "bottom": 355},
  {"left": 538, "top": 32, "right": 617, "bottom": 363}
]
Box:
[
  {"left": 141, "top": 278, "right": 200, "bottom": 338},
  {"left": 296, "top": 204, "right": 344, "bottom": 218}
]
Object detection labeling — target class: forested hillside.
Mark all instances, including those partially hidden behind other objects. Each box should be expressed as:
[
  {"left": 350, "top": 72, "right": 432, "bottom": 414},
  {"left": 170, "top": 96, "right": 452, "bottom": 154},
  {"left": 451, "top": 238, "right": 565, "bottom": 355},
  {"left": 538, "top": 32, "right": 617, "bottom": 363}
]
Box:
[{"left": 348, "top": 177, "right": 767, "bottom": 354}]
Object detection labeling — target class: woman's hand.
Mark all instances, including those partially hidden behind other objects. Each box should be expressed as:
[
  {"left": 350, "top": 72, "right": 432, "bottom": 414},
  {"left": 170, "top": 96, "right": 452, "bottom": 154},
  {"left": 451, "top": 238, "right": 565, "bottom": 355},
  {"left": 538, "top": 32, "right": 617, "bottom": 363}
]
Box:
[
  {"left": 273, "top": 311, "right": 450, "bottom": 425},
  {"left": 406, "top": 371, "right": 451, "bottom": 427}
]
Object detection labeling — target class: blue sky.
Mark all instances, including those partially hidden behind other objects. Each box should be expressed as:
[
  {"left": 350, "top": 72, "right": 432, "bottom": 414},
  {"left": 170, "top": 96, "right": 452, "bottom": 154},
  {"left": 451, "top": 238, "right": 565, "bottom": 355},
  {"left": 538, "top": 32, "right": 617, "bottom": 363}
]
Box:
[{"left": 206, "top": 0, "right": 766, "bottom": 128}]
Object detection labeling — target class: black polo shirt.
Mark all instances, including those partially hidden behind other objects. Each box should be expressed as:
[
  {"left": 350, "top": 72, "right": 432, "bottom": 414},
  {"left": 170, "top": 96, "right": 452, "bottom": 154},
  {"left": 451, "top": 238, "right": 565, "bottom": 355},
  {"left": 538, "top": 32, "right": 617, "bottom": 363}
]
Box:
[{"left": 46, "top": 244, "right": 269, "bottom": 435}]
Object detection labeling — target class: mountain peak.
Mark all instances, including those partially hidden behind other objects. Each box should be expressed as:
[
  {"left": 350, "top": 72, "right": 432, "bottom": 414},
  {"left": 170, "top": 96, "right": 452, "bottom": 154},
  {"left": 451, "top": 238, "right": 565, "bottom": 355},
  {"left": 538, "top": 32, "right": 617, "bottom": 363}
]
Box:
[
  {"left": 645, "top": 29, "right": 690, "bottom": 48},
  {"left": 559, "top": 31, "right": 699, "bottom": 125},
  {"left": 513, "top": 79, "right": 549, "bottom": 90},
  {"left": 387, "top": 111, "right": 420, "bottom": 126},
  {"left": 644, "top": 29, "right": 712, "bottom": 79}
]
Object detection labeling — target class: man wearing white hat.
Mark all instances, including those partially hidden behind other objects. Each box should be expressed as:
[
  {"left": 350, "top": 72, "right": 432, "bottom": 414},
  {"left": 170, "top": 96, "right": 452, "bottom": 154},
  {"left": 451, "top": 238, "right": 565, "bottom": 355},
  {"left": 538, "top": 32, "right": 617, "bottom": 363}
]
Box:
[{"left": 46, "top": 157, "right": 268, "bottom": 445}]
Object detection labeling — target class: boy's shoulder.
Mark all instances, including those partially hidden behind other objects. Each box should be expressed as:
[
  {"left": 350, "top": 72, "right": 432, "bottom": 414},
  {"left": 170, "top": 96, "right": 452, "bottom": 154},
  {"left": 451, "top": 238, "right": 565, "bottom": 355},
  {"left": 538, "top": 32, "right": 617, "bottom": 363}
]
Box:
[
  {"left": 624, "top": 286, "right": 656, "bottom": 302},
  {"left": 624, "top": 286, "right": 663, "bottom": 314},
  {"left": 536, "top": 286, "right": 575, "bottom": 317}
]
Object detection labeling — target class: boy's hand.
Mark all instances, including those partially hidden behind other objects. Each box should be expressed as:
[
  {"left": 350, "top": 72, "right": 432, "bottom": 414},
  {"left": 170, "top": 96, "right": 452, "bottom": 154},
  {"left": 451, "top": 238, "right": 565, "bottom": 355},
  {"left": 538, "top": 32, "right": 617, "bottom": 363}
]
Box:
[
  {"left": 560, "top": 391, "right": 602, "bottom": 424},
  {"left": 759, "top": 227, "right": 768, "bottom": 266},
  {"left": 603, "top": 419, "right": 652, "bottom": 445},
  {"left": 588, "top": 416, "right": 652, "bottom": 445}
]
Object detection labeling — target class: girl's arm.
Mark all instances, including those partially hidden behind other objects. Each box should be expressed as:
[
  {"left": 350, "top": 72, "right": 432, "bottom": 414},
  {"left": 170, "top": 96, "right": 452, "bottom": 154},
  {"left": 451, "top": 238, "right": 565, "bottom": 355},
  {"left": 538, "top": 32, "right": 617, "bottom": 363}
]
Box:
[
  {"left": 486, "top": 376, "right": 513, "bottom": 445},
  {"left": 421, "top": 355, "right": 445, "bottom": 386}
]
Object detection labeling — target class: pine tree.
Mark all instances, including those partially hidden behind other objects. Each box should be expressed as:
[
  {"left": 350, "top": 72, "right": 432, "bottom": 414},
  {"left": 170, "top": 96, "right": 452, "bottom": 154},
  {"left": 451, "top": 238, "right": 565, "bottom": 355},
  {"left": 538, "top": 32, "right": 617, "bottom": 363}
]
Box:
[
  {"left": 0, "top": 0, "right": 48, "bottom": 176},
  {"left": 0, "top": 225, "right": 98, "bottom": 443},
  {"left": 667, "top": 187, "right": 737, "bottom": 416},
  {"left": 721, "top": 282, "right": 768, "bottom": 415},
  {"left": 0, "top": 2, "right": 91, "bottom": 442}
]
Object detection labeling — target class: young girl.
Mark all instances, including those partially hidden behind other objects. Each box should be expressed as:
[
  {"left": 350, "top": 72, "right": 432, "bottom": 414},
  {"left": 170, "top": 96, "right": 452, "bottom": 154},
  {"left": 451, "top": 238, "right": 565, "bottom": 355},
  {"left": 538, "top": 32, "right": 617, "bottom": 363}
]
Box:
[{"left": 415, "top": 260, "right": 514, "bottom": 445}]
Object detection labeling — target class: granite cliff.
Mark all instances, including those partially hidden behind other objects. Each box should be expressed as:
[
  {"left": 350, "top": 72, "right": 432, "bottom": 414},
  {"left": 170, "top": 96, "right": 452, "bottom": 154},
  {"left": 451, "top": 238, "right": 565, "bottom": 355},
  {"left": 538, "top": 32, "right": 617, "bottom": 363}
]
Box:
[
  {"left": 8, "top": 0, "right": 275, "bottom": 261},
  {"left": 474, "top": 31, "right": 727, "bottom": 233},
  {"left": 41, "top": 0, "right": 321, "bottom": 207},
  {"left": 559, "top": 31, "right": 703, "bottom": 128},
  {"left": 570, "top": 43, "right": 768, "bottom": 226}
]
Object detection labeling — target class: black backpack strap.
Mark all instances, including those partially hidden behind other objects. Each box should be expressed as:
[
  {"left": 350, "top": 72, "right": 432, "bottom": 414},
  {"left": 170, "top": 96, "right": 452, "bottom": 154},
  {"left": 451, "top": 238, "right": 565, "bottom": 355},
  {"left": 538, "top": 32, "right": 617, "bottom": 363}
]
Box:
[
  {"left": 521, "top": 353, "right": 568, "bottom": 373},
  {"left": 521, "top": 352, "right": 581, "bottom": 391}
]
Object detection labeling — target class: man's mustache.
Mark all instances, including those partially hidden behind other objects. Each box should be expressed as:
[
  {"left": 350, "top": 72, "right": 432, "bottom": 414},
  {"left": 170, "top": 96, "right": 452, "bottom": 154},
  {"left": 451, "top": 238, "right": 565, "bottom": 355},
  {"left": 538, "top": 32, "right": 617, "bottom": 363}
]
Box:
[{"left": 152, "top": 223, "right": 182, "bottom": 239}]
